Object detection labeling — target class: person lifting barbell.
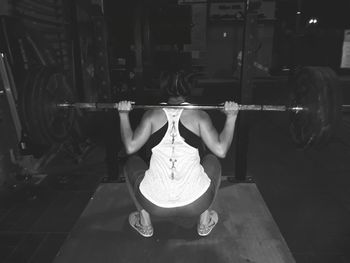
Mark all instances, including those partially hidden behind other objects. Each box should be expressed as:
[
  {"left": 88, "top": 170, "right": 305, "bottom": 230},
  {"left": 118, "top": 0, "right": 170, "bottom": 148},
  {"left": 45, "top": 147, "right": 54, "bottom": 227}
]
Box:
[{"left": 117, "top": 71, "right": 239, "bottom": 237}]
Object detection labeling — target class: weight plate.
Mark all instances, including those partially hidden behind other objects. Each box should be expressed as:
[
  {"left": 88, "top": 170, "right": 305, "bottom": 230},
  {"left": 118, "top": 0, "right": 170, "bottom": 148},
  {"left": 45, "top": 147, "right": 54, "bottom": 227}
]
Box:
[
  {"left": 289, "top": 66, "right": 340, "bottom": 148},
  {"left": 315, "top": 67, "right": 341, "bottom": 146},
  {"left": 18, "top": 66, "right": 42, "bottom": 135},
  {"left": 290, "top": 67, "right": 322, "bottom": 148},
  {"left": 29, "top": 67, "right": 55, "bottom": 146},
  {"left": 35, "top": 68, "right": 75, "bottom": 144},
  {"left": 20, "top": 66, "right": 51, "bottom": 147}
]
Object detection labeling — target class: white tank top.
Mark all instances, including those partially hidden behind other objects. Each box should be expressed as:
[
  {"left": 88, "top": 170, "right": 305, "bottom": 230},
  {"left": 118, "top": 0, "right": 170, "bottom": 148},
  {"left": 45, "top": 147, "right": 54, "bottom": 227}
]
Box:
[{"left": 139, "top": 108, "right": 211, "bottom": 208}]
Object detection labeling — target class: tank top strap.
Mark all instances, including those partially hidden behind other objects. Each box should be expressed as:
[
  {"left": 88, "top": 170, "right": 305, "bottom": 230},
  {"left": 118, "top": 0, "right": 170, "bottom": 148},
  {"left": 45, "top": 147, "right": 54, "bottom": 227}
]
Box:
[
  {"left": 162, "top": 108, "right": 183, "bottom": 127},
  {"left": 162, "top": 108, "right": 183, "bottom": 145}
]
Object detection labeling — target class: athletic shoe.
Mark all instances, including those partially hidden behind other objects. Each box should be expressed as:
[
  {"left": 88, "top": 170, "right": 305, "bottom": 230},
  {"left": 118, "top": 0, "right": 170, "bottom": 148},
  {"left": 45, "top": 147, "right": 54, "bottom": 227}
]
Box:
[
  {"left": 197, "top": 210, "right": 218, "bottom": 236},
  {"left": 129, "top": 211, "right": 154, "bottom": 237}
]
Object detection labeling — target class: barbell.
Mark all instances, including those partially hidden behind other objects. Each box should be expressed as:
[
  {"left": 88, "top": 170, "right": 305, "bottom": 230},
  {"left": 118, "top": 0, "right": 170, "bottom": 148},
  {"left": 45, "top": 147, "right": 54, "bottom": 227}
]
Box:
[
  {"left": 18, "top": 66, "right": 347, "bottom": 150},
  {"left": 56, "top": 102, "right": 303, "bottom": 112}
]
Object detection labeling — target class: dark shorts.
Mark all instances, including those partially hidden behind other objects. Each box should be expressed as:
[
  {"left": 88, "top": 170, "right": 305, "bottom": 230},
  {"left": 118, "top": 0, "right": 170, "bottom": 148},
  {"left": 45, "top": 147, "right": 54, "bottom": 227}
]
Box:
[{"left": 124, "top": 154, "right": 222, "bottom": 218}]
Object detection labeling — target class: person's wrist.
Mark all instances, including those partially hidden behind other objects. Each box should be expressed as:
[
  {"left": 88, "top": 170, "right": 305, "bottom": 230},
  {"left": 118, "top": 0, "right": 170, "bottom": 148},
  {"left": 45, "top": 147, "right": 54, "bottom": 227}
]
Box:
[
  {"left": 118, "top": 111, "right": 129, "bottom": 116},
  {"left": 226, "top": 112, "right": 237, "bottom": 118}
]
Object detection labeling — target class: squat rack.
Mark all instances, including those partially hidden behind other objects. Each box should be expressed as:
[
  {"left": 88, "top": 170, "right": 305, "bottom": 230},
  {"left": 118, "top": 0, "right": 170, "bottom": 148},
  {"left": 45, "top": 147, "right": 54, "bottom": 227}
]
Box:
[{"left": 234, "top": 0, "right": 261, "bottom": 182}]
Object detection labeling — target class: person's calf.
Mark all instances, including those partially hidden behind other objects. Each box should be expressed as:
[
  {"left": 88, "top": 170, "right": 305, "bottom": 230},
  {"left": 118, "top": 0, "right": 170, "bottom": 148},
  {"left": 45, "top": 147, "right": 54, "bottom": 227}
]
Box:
[
  {"left": 199, "top": 210, "right": 210, "bottom": 225},
  {"left": 140, "top": 209, "right": 152, "bottom": 226}
]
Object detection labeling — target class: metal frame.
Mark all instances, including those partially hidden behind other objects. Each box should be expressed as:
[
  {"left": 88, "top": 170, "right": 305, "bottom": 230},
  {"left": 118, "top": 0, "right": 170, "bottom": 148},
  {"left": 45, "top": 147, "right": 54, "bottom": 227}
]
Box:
[
  {"left": 0, "top": 53, "right": 22, "bottom": 141},
  {"left": 234, "top": 0, "right": 261, "bottom": 181}
]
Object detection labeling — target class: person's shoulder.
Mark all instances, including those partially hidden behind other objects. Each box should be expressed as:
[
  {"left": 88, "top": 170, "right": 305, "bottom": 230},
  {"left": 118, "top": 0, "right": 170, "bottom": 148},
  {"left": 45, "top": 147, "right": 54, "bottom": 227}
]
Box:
[
  {"left": 185, "top": 109, "right": 210, "bottom": 122},
  {"left": 143, "top": 109, "right": 163, "bottom": 119},
  {"left": 196, "top": 109, "right": 211, "bottom": 120}
]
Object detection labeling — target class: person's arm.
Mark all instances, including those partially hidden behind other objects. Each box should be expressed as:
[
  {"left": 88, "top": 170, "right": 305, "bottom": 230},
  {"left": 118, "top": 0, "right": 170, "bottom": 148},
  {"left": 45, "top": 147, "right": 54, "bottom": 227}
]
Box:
[
  {"left": 118, "top": 101, "right": 152, "bottom": 154},
  {"left": 199, "top": 101, "right": 238, "bottom": 158}
]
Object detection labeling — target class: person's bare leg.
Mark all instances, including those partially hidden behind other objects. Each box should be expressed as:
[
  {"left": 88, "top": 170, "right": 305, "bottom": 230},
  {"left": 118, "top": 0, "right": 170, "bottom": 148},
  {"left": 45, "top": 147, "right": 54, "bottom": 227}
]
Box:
[
  {"left": 140, "top": 209, "right": 151, "bottom": 226},
  {"left": 124, "top": 170, "right": 142, "bottom": 210},
  {"left": 125, "top": 172, "right": 152, "bottom": 227},
  {"left": 198, "top": 154, "right": 221, "bottom": 229},
  {"left": 199, "top": 210, "right": 210, "bottom": 225}
]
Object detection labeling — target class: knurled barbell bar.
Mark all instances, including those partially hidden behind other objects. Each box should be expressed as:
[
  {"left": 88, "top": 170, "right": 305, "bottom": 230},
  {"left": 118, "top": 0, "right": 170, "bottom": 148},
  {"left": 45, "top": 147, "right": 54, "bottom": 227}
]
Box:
[
  {"left": 17, "top": 65, "right": 348, "bottom": 150},
  {"left": 55, "top": 102, "right": 304, "bottom": 112}
]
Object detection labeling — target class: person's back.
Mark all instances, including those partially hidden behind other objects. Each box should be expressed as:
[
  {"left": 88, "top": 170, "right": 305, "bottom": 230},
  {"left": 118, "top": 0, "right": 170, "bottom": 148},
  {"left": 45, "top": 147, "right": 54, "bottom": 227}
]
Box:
[
  {"left": 117, "top": 70, "right": 239, "bottom": 237},
  {"left": 140, "top": 107, "right": 211, "bottom": 208},
  {"left": 146, "top": 108, "right": 204, "bottom": 136}
]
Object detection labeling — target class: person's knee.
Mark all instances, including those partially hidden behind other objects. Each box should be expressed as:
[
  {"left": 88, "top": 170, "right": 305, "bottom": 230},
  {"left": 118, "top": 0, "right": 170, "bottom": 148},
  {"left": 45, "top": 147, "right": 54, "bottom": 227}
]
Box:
[
  {"left": 124, "top": 155, "right": 147, "bottom": 185},
  {"left": 202, "top": 154, "right": 222, "bottom": 178},
  {"left": 209, "top": 154, "right": 222, "bottom": 172},
  {"left": 125, "top": 154, "right": 141, "bottom": 166},
  {"left": 125, "top": 155, "right": 145, "bottom": 171}
]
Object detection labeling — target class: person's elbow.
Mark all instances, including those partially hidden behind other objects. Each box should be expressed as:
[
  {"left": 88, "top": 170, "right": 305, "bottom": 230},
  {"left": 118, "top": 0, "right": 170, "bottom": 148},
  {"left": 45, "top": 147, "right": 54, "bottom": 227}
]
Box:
[
  {"left": 216, "top": 151, "right": 227, "bottom": 159},
  {"left": 124, "top": 143, "right": 139, "bottom": 155},
  {"left": 125, "top": 147, "right": 136, "bottom": 155},
  {"left": 214, "top": 146, "right": 228, "bottom": 158}
]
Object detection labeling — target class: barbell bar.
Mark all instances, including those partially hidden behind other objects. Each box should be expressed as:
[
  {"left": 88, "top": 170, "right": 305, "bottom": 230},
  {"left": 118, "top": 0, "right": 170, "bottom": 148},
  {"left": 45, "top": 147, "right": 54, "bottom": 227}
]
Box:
[{"left": 55, "top": 102, "right": 305, "bottom": 112}]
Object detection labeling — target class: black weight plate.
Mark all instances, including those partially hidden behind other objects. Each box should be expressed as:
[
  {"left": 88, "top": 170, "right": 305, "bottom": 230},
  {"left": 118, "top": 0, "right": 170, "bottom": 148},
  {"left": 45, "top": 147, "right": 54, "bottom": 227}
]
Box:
[
  {"left": 20, "top": 66, "right": 51, "bottom": 147},
  {"left": 309, "top": 67, "right": 332, "bottom": 147},
  {"left": 42, "top": 72, "right": 75, "bottom": 143},
  {"left": 289, "top": 67, "right": 326, "bottom": 148},
  {"left": 18, "top": 66, "right": 42, "bottom": 134},
  {"left": 315, "top": 67, "right": 341, "bottom": 146},
  {"left": 35, "top": 69, "right": 75, "bottom": 144},
  {"left": 29, "top": 67, "right": 55, "bottom": 146}
]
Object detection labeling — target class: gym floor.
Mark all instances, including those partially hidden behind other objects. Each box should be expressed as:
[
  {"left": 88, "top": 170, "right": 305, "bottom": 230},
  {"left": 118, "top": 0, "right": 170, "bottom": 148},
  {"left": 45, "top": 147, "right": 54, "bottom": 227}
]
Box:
[{"left": 0, "top": 81, "right": 350, "bottom": 263}]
